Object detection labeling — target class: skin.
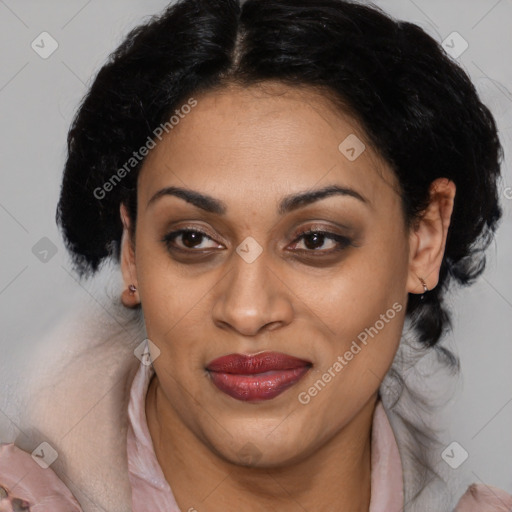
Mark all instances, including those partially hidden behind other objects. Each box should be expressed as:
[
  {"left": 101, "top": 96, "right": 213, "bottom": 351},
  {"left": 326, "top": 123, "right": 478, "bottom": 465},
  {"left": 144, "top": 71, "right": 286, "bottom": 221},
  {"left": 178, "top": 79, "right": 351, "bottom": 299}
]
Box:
[
  {"left": 119, "top": 81, "right": 456, "bottom": 511},
  {"left": 0, "top": 486, "right": 30, "bottom": 511}
]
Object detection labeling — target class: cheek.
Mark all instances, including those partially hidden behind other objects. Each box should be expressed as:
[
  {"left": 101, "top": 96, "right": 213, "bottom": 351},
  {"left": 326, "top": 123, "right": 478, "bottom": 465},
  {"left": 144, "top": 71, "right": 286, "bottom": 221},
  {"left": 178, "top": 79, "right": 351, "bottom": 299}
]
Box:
[
  {"left": 298, "top": 230, "right": 409, "bottom": 398},
  {"left": 134, "top": 237, "right": 218, "bottom": 369},
  {"left": 293, "top": 282, "right": 406, "bottom": 448},
  {"left": 135, "top": 231, "right": 194, "bottom": 325},
  {"left": 307, "top": 230, "right": 408, "bottom": 340}
]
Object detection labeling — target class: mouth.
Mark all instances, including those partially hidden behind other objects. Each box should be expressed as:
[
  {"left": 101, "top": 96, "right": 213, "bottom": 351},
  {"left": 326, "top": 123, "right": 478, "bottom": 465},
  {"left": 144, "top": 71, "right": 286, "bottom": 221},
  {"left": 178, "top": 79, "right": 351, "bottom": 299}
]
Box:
[{"left": 206, "top": 352, "right": 312, "bottom": 402}]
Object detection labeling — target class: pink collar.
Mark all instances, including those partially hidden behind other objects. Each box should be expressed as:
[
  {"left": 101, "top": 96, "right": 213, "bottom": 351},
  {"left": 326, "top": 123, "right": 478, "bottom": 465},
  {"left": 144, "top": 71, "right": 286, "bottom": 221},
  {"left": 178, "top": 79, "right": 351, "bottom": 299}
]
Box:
[
  {"left": 1, "top": 362, "right": 511, "bottom": 510},
  {"left": 127, "top": 361, "right": 404, "bottom": 511}
]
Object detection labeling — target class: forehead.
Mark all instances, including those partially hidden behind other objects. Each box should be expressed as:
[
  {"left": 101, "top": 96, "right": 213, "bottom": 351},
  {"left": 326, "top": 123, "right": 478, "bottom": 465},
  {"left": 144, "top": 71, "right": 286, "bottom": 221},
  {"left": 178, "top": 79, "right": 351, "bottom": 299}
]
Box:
[{"left": 137, "top": 82, "right": 400, "bottom": 212}]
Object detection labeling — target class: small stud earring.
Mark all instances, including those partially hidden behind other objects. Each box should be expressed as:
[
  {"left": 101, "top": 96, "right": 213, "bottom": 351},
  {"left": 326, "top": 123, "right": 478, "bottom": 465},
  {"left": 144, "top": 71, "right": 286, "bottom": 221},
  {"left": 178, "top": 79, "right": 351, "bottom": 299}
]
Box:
[
  {"left": 128, "top": 284, "right": 137, "bottom": 295},
  {"left": 418, "top": 277, "right": 428, "bottom": 300}
]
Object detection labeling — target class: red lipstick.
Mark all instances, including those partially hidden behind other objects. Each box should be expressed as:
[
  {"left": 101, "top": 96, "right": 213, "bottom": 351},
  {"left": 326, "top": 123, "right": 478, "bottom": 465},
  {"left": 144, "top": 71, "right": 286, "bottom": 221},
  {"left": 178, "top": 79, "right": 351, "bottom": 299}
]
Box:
[{"left": 206, "top": 352, "right": 312, "bottom": 402}]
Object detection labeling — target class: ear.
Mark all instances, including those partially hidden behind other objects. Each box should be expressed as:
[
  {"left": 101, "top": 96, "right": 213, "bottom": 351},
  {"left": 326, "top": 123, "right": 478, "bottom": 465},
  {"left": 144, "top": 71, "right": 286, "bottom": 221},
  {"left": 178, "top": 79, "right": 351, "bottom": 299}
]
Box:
[
  {"left": 120, "top": 203, "right": 140, "bottom": 308},
  {"left": 407, "top": 178, "right": 456, "bottom": 295}
]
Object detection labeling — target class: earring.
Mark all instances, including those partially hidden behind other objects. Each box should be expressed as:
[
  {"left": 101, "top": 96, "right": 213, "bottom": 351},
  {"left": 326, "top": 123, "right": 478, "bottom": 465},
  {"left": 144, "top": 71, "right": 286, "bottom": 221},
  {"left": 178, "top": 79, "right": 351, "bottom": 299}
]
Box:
[
  {"left": 418, "top": 276, "right": 428, "bottom": 300},
  {"left": 128, "top": 284, "right": 137, "bottom": 295}
]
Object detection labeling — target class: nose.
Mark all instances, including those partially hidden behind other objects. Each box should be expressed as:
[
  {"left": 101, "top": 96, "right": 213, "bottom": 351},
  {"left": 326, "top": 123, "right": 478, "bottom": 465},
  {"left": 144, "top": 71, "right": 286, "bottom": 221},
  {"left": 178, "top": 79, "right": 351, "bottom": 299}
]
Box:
[{"left": 211, "top": 251, "right": 294, "bottom": 336}]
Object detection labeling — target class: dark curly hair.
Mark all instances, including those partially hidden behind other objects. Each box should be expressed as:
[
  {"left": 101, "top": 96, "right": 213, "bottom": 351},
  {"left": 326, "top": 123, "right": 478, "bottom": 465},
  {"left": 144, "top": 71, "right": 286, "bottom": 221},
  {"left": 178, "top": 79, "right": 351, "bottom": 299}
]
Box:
[{"left": 56, "top": 0, "right": 502, "bottom": 358}]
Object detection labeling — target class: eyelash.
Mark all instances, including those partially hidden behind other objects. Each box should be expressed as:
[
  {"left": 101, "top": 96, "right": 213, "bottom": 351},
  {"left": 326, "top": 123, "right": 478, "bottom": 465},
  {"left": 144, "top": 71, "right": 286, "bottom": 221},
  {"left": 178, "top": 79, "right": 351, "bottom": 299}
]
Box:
[
  {"left": 161, "top": 226, "right": 353, "bottom": 256},
  {"left": 290, "top": 229, "right": 353, "bottom": 254}
]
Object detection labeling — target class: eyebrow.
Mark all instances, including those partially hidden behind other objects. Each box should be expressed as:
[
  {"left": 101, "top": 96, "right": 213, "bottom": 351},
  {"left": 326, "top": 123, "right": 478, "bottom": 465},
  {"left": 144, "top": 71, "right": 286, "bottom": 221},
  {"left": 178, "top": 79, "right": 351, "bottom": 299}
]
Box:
[{"left": 146, "top": 184, "right": 369, "bottom": 215}]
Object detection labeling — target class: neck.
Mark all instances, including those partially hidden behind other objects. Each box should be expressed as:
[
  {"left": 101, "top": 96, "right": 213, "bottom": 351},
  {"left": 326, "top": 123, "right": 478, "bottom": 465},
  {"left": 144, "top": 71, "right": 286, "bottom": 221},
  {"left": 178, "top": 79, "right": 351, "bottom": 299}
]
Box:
[{"left": 146, "top": 378, "right": 376, "bottom": 512}]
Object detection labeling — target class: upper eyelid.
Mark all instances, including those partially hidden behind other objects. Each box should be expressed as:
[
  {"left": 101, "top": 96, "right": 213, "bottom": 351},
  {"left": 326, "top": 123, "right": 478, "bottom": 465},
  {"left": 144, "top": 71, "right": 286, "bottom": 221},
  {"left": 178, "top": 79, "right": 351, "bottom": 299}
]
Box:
[
  {"left": 164, "top": 226, "right": 347, "bottom": 248},
  {"left": 163, "top": 227, "right": 222, "bottom": 249}
]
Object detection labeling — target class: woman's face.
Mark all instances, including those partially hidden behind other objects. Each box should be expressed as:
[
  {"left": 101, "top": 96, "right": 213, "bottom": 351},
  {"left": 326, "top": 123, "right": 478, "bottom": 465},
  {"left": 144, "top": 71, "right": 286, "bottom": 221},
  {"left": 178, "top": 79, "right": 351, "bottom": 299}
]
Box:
[{"left": 124, "top": 82, "right": 415, "bottom": 466}]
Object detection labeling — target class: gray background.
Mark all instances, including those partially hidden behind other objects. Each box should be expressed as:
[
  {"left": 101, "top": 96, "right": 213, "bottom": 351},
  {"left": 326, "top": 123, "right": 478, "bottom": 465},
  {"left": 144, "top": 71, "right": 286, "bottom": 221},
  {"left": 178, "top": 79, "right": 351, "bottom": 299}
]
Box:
[{"left": 1, "top": 0, "right": 511, "bottom": 499}]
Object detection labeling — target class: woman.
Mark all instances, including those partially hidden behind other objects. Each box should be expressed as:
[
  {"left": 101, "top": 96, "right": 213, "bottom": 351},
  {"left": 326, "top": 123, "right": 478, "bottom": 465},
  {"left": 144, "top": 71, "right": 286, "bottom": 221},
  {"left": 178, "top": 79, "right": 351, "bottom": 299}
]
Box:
[{"left": 1, "top": 0, "right": 511, "bottom": 510}]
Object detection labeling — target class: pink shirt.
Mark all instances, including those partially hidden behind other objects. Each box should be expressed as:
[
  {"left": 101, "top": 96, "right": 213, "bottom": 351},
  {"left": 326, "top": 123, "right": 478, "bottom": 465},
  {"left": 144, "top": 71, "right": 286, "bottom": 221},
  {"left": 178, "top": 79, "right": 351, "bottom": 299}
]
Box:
[{"left": 1, "top": 360, "right": 511, "bottom": 511}]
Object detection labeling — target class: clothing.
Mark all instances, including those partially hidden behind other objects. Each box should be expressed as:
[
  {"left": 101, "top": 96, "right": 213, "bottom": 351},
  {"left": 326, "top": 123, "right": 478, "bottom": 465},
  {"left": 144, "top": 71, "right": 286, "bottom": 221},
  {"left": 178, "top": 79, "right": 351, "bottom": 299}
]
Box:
[
  {"left": 1, "top": 359, "right": 511, "bottom": 511},
  {"left": 126, "top": 361, "right": 404, "bottom": 511},
  {"left": 0, "top": 443, "right": 82, "bottom": 512}
]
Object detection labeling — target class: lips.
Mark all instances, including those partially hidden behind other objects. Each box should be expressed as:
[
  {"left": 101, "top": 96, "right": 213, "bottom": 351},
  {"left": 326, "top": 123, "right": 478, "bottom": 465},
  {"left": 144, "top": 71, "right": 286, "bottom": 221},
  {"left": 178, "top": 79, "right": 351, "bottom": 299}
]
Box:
[{"left": 206, "top": 352, "right": 312, "bottom": 402}]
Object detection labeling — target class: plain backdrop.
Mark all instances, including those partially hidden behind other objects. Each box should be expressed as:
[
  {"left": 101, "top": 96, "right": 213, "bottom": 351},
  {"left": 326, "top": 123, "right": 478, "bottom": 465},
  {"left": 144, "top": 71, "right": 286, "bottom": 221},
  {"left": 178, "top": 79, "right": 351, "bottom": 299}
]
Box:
[{"left": 1, "top": 0, "right": 511, "bottom": 499}]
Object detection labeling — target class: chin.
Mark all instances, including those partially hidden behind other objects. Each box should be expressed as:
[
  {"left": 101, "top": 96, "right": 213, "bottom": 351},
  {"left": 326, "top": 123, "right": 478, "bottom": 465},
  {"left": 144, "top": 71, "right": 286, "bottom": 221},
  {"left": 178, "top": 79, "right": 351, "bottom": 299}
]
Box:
[{"left": 210, "top": 428, "right": 310, "bottom": 469}]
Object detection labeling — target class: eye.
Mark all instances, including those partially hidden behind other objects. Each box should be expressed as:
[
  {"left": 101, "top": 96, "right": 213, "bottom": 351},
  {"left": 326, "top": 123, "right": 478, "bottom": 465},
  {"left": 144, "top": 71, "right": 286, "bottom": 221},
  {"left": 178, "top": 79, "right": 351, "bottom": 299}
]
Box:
[
  {"left": 162, "top": 228, "right": 223, "bottom": 252},
  {"left": 289, "top": 228, "right": 352, "bottom": 254},
  {"left": 161, "top": 226, "right": 353, "bottom": 257},
  {"left": 0, "top": 486, "right": 8, "bottom": 499}
]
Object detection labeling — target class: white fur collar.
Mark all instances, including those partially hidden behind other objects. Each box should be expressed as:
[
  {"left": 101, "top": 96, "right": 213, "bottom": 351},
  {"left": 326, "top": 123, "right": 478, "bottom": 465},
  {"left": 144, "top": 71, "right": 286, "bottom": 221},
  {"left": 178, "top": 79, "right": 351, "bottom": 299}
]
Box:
[{"left": 0, "top": 263, "right": 456, "bottom": 511}]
